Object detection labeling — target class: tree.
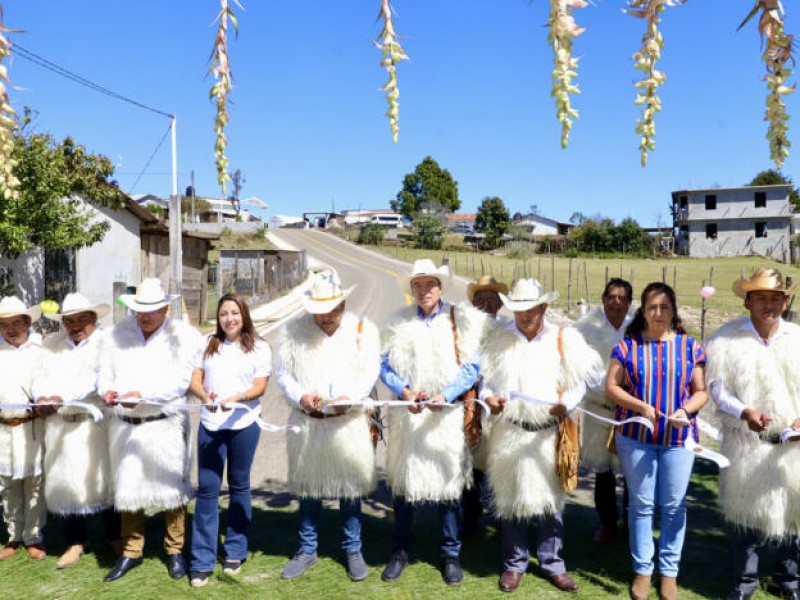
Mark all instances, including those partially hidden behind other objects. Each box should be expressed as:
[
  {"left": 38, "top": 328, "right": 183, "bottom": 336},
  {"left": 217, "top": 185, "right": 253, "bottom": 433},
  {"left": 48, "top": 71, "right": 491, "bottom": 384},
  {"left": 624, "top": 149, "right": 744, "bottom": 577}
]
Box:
[
  {"left": 475, "top": 196, "right": 511, "bottom": 250},
  {"left": 747, "top": 169, "right": 800, "bottom": 211},
  {"left": 0, "top": 120, "right": 126, "bottom": 258},
  {"left": 411, "top": 214, "right": 447, "bottom": 250},
  {"left": 391, "top": 156, "right": 460, "bottom": 218},
  {"left": 228, "top": 168, "right": 245, "bottom": 218}
]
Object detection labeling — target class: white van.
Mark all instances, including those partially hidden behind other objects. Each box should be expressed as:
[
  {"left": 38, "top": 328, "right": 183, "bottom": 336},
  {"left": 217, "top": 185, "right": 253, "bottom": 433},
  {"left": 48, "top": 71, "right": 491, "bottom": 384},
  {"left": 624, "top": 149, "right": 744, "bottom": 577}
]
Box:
[{"left": 369, "top": 214, "right": 404, "bottom": 228}]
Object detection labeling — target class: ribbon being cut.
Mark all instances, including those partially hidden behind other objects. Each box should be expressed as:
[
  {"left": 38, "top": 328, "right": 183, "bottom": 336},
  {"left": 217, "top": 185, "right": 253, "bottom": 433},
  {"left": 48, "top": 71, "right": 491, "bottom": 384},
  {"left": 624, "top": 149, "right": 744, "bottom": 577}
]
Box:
[{"left": 2, "top": 401, "right": 104, "bottom": 423}]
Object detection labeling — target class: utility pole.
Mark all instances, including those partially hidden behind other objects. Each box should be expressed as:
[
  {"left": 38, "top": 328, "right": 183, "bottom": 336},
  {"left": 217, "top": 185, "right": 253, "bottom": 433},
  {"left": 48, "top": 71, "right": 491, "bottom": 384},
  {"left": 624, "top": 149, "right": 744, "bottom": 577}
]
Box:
[{"left": 168, "top": 114, "right": 183, "bottom": 319}]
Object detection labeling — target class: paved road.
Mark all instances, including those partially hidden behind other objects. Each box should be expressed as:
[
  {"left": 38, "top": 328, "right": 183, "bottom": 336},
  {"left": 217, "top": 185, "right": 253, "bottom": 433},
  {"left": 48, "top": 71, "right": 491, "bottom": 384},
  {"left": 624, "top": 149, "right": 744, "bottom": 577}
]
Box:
[{"left": 239, "top": 229, "right": 471, "bottom": 501}]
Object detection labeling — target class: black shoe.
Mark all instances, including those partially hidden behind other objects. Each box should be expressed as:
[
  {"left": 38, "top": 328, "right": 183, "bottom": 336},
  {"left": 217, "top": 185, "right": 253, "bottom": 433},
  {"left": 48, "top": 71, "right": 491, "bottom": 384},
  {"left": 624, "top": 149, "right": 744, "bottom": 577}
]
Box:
[
  {"left": 443, "top": 556, "right": 463, "bottom": 585},
  {"left": 782, "top": 591, "right": 800, "bottom": 600},
  {"left": 381, "top": 549, "right": 409, "bottom": 582},
  {"left": 104, "top": 556, "right": 143, "bottom": 582},
  {"left": 167, "top": 554, "right": 187, "bottom": 579}
]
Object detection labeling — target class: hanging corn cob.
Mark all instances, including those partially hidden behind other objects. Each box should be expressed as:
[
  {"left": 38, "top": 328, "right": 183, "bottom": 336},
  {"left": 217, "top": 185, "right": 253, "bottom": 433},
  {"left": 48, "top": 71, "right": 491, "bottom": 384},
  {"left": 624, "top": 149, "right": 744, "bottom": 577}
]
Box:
[
  {"left": 0, "top": 5, "right": 19, "bottom": 200},
  {"left": 547, "top": 0, "right": 587, "bottom": 149},
  {"left": 209, "top": 0, "right": 242, "bottom": 194},
  {"left": 376, "top": 0, "right": 408, "bottom": 143},
  {"left": 626, "top": 0, "right": 684, "bottom": 167}
]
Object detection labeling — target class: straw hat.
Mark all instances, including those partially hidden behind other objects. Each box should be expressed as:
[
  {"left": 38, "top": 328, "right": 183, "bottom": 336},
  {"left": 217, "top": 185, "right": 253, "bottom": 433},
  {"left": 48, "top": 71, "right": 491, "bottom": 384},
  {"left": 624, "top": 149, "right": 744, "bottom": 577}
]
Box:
[
  {"left": 732, "top": 268, "right": 793, "bottom": 298},
  {"left": 395, "top": 258, "right": 452, "bottom": 293},
  {"left": 118, "top": 278, "right": 178, "bottom": 312},
  {"left": 499, "top": 278, "right": 559, "bottom": 312},
  {"left": 0, "top": 296, "right": 41, "bottom": 322},
  {"left": 301, "top": 270, "right": 355, "bottom": 315},
  {"left": 45, "top": 292, "right": 111, "bottom": 323},
  {"left": 466, "top": 275, "right": 509, "bottom": 303}
]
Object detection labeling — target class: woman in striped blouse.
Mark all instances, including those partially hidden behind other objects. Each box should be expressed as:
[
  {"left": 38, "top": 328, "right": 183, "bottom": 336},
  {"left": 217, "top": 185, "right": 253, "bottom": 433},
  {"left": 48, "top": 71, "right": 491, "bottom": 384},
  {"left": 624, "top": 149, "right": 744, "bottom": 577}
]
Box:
[{"left": 605, "top": 282, "right": 708, "bottom": 600}]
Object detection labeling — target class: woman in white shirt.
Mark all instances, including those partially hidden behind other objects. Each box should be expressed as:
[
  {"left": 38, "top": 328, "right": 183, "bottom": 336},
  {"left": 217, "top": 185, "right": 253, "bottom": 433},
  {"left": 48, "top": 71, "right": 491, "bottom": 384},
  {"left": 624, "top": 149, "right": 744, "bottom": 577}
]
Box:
[{"left": 188, "top": 293, "right": 271, "bottom": 587}]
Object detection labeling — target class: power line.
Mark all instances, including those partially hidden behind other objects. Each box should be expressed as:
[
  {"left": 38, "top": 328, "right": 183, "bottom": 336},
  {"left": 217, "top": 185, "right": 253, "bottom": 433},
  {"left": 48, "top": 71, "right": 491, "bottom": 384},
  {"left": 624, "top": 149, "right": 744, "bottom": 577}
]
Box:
[
  {"left": 13, "top": 43, "right": 173, "bottom": 119},
  {"left": 128, "top": 124, "right": 173, "bottom": 194}
]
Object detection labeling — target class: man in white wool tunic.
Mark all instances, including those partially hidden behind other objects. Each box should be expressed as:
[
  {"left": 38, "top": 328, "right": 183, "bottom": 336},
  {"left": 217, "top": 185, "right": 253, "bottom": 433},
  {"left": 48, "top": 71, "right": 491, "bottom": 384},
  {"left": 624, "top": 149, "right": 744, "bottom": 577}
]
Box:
[
  {"left": 33, "top": 293, "right": 119, "bottom": 568},
  {"left": 0, "top": 297, "right": 45, "bottom": 561},
  {"left": 380, "top": 259, "right": 487, "bottom": 586},
  {"left": 481, "top": 279, "right": 602, "bottom": 594},
  {"left": 705, "top": 268, "right": 800, "bottom": 600},
  {"left": 573, "top": 277, "right": 634, "bottom": 544},
  {"left": 276, "top": 271, "right": 380, "bottom": 582},
  {"left": 98, "top": 279, "right": 202, "bottom": 583}
]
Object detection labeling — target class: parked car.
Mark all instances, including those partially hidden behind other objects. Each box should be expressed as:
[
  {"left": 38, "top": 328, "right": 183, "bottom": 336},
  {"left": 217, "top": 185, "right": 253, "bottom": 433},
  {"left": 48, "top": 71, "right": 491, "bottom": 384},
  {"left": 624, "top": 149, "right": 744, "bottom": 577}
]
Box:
[
  {"left": 369, "top": 214, "right": 405, "bottom": 228},
  {"left": 451, "top": 225, "right": 474, "bottom": 234}
]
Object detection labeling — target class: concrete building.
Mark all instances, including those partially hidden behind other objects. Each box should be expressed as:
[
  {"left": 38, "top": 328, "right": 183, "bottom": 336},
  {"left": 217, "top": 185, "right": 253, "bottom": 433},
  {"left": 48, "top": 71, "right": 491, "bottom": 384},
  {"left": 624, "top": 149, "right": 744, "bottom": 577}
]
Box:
[{"left": 671, "top": 184, "right": 796, "bottom": 262}]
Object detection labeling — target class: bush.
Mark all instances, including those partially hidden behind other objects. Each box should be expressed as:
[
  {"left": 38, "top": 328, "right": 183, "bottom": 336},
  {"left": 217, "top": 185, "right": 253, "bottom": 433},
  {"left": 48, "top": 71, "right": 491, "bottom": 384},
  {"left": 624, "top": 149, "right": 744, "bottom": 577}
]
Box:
[
  {"left": 412, "top": 214, "right": 447, "bottom": 250},
  {"left": 564, "top": 247, "right": 578, "bottom": 258},
  {"left": 442, "top": 234, "right": 469, "bottom": 252},
  {"left": 357, "top": 223, "right": 385, "bottom": 245},
  {"left": 504, "top": 241, "right": 536, "bottom": 260}
]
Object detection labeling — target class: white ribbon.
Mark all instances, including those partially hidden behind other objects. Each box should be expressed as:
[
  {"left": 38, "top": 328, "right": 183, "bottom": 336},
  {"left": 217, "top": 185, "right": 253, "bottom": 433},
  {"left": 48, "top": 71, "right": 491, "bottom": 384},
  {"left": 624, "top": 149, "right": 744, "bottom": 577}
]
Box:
[
  {"left": 0, "top": 402, "right": 104, "bottom": 423},
  {"left": 695, "top": 417, "right": 721, "bottom": 441},
  {"left": 684, "top": 436, "right": 730, "bottom": 468},
  {"left": 780, "top": 428, "right": 800, "bottom": 443},
  {"left": 318, "top": 398, "right": 458, "bottom": 413},
  {"left": 579, "top": 407, "right": 655, "bottom": 434}
]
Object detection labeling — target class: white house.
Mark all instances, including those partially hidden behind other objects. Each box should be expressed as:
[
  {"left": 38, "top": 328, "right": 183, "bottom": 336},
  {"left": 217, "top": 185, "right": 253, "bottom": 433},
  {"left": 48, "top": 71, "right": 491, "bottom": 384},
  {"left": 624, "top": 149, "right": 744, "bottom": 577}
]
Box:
[
  {"left": 671, "top": 184, "right": 795, "bottom": 262},
  {"left": 512, "top": 214, "right": 573, "bottom": 236}
]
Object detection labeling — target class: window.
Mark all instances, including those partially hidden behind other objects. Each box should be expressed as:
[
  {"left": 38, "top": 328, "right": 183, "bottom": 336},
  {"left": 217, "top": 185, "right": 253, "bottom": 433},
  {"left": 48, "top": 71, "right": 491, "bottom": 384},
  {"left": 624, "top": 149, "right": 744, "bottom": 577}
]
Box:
[
  {"left": 754, "top": 191, "right": 767, "bottom": 208},
  {"left": 705, "top": 223, "right": 718, "bottom": 239},
  {"left": 679, "top": 196, "right": 688, "bottom": 208},
  {"left": 704, "top": 194, "right": 717, "bottom": 210},
  {"left": 755, "top": 222, "right": 768, "bottom": 238}
]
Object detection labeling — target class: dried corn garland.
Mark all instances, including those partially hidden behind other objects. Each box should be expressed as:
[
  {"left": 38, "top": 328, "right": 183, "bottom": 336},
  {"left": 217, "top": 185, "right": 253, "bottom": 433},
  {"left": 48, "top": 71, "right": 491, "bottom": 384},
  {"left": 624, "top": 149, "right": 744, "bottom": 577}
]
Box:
[
  {"left": 740, "top": 0, "right": 795, "bottom": 169},
  {"left": 0, "top": 6, "right": 18, "bottom": 200},
  {"left": 548, "top": 0, "right": 587, "bottom": 149},
  {"left": 627, "top": 0, "right": 683, "bottom": 167},
  {"left": 209, "top": 0, "right": 241, "bottom": 194},
  {"left": 376, "top": 0, "right": 408, "bottom": 143}
]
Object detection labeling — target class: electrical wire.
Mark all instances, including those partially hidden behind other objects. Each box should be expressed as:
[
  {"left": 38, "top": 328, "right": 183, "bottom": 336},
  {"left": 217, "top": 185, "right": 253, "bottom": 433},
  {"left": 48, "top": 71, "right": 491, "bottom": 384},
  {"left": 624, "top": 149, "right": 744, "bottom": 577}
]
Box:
[
  {"left": 13, "top": 43, "right": 173, "bottom": 119},
  {"left": 128, "top": 124, "right": 172, "bottom": 194}
]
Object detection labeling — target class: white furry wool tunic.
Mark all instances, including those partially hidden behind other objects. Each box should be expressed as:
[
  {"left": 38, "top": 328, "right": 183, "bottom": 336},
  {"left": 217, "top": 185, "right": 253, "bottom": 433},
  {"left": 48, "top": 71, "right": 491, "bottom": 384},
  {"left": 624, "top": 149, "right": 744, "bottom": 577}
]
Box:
[
  {"left": 98, "top": 317, "right": 202, "bottom": 512},
  {"left": 277, "top": 312, "right": 380, "bottom": 499},
  {"left": 34, "top": 331, "right": 112, "bottom": 515},
  {"left": 705, "top": 316, "right": 800, "bottom": 539},
  {"left": 482, "top": 320, "right": 601, "bottom": 520},
  {"left": 0, "top": 335, "right": 43, "bottom": 479},
  {"left": 573, "top": 307, "right": 630, "bottom": 472},
  {"left": 383, "top": 302, "right": 486, "bottom": 503}
]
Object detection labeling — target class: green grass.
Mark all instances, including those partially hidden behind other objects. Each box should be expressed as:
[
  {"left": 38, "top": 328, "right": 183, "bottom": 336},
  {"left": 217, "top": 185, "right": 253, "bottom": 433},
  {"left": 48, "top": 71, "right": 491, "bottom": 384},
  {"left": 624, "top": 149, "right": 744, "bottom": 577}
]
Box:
[{"left": 1, "top": 464, "right": 785, "bottom": 599}]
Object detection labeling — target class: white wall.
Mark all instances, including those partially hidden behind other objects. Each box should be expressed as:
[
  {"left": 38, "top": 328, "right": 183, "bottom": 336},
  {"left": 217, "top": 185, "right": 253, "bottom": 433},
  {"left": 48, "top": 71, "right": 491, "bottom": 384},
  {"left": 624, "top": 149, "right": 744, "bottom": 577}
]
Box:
[
  {"left": 0, "top": 248, "right": 44, "bottom": 304},
  {"left": 76, "top": 200, "right": 142, "bottom": 324}
]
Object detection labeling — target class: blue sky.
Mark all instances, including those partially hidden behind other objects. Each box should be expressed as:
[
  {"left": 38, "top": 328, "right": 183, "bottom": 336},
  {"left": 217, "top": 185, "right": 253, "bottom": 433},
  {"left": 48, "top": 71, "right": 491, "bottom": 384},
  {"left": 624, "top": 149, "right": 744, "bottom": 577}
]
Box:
[{"left": 5, "top": 1, "right": 797, "bottom": 225}]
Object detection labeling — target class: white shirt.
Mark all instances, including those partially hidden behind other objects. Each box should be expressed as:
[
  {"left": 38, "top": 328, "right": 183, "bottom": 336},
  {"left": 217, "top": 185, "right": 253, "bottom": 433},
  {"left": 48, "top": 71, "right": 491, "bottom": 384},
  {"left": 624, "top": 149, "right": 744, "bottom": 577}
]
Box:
[
  {"left": 197, "top": 338, "right": 272, "bottom": 431},
  {"left": 710, "top": 318, "right": 791, "bottom": 418},
  {"left": 33, "top": 331, "right": 101, "bottom": 403},
  {"left": 479, "top": 320, "right": 586, "bottom": 411}
]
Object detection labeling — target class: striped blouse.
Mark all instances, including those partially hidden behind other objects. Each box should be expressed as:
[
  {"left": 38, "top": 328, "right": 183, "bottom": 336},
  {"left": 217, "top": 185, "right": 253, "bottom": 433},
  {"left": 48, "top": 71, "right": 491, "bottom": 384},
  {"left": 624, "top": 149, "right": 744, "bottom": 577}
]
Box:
[{"left": 610, "top": 333, "right": 706, "bottom": 447}]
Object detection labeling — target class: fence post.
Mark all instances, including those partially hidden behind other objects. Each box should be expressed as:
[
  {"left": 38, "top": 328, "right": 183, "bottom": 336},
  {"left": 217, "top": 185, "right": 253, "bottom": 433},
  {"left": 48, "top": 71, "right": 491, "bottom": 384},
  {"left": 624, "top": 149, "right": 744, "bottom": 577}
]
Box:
[
  {"left": 605, "top": 266, "right": 609, "bottom": 287},
  {"left": 551, "top": 257, "right": 555, "bottom": 293},
  {"left": 700, "top": 279, "right": 707, "bottom": 341},
  {"left": 584, "top": 261, "right": 591, "bottom": 309},
  {"left": 662, "top": 266, "right": 667, "bottom": 283},
  {"left": 630, "top": 268, "right": 635, "bottom": 291},
  {"left": 567, "top": 258, "right": 573, "bottom": 312}
]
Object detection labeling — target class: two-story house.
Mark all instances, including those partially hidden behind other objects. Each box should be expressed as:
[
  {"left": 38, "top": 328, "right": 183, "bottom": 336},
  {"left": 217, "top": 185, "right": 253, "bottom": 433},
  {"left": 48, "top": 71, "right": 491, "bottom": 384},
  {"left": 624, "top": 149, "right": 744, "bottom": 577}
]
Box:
[{"left": 671, "top": 184, "right": 795, "bottom": 263}]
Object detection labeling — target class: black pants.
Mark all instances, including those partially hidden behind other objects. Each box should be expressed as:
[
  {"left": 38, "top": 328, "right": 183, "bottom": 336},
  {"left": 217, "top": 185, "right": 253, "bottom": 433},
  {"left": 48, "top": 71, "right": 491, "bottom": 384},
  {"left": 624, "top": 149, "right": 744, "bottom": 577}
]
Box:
[
  {"left": 731, "top": 527, "right": 800, "bottom": 596},
  {"left": 62, "top": 509, "right": 121, "bottom": 547},
  {"left": 594, "top": 470, "right": 629, "bottom": 528},
  {"left": 461, "top": 469, "right": 485, "bottom": 534}
]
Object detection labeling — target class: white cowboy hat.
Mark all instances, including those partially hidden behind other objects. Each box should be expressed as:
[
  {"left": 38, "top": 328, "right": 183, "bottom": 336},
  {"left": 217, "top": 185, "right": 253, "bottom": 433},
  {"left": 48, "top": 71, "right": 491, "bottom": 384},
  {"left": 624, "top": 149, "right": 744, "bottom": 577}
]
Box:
[
  {"left": 45, "top": 292, "right": 111, "bottom": 323},
  {"left": 301, "top": 271, "right": 355, "bottom": 315},
  {"left": 118, "top": 278, "right": 179, "bottom": 312},
  {"left": 499, "top": 278, "right": 559, "bottom": 312},
  {"left": 0, "top": 296, "right": 42, "bottom": 322},
  {"left": 466, "top": 275, "right": 509, "bottom": 303},
  {"left": 732, "top": 268, "right": 793, "bottom": 298},
  {"left": 395, "top": 258, "right": 452, "bottom": 293}
]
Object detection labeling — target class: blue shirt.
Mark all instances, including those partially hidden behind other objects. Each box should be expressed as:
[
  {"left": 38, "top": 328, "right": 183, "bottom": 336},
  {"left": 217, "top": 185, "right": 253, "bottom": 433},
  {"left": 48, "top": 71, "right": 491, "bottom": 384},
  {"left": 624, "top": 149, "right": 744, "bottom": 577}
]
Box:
[{"left": 380, "top": 301, "right": 479, "bottom": 403}]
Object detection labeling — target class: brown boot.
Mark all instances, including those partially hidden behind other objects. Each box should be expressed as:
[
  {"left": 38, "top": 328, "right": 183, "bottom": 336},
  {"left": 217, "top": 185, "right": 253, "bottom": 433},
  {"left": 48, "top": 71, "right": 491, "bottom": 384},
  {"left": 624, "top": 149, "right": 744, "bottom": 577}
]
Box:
[
  {"left": 630, "top": 574, "right": 651, "bottom": 600},
  {"left": 0, "top": 541, "right": 21, "bottom": 561},
  {"left": 658, "top": 576, "right": 678, "bottom": 600},
  {"left": 56, "top": 544, "right": 85, "bottom": 569}
]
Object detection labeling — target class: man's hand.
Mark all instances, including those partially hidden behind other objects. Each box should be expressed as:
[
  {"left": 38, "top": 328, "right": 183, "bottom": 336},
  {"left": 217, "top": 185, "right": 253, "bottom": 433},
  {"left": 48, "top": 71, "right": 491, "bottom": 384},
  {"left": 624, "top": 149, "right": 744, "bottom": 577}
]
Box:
[
  {"left": 790, "top": 418, "right": 800, "bottom": 441},
  {"left": 118, "top": 391, "right": 141, "bottom": 410},
  {"left": 103, "top": 391, "right": 119, "bottom": 407},
  {"left": 329, "top": 395, "right": 350, "bottom": 415},
  {"left": 299, "top": 394, "right": 320, "bottom": 414},
  {"left": 486, "top": 396, "right": 506, "bottom": 415},
  {"left": 741, "top": 407, "right": 771, "bottom": 433},
  {"left": 427, "top": 393, "right": 446, "bottom": 412},
  {"left": 401, "top": 388, "right": 424, "bottom": 414},
  {"left": 549, "top": 403, "right": 568, "bottom": 419},
  {"left": 35, "top": 395, "right": 61, "bottom": 417}
]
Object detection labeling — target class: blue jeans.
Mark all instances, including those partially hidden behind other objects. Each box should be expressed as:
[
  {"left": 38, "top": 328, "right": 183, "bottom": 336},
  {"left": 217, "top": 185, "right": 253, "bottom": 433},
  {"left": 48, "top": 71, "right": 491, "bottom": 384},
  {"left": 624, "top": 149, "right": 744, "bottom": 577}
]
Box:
[
  {"left": 297, "top": 497, "right": 362, "bottom": 555},
  {"left": 190, "top": 423, "right": 260, "bottom": 572},
  {"left": 615, "top": 433, "right": 695, "bottom": 577},
  {"left": 393, "top": 496, "right": 460, "bottom": 558},
  {"left": 501, "top": 513, "right": 566, "bottom": 576}
]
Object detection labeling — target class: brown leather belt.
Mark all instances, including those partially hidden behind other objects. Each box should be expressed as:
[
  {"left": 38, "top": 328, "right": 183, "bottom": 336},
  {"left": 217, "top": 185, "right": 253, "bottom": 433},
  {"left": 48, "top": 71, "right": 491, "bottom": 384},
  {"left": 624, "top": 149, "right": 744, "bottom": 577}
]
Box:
[
  {"left": 119, "top": 414, "right": 169, "bottom": 426},
  {"left": 758, "top": 432, "right": 783, "bottom": 445},
  {"left": 509, "top": 417, "right": 558, "bottom": 433},
  {"left": 0, "top": 415, "right": 37, "bottom": 427},
  {"left": 61, "top": 413, "right": 95, "bottom": 423}
]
